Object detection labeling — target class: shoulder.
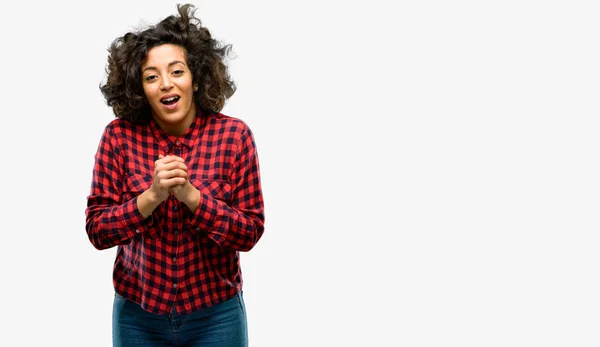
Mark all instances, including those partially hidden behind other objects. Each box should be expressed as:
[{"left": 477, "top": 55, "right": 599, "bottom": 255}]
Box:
[
  {"left": 210, "top": 113, "right": 251, "bottom": 131},
  {"left": 208, "top": 113, "right": 253, "bottom": 136},
  {"left": 103, "top": 118, "right": 147, "bottom": 138}
]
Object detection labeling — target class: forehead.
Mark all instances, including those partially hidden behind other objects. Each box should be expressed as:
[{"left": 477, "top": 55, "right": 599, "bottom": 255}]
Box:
[{"left": 142, "top": 44, "right": 188, "bottom": 68}]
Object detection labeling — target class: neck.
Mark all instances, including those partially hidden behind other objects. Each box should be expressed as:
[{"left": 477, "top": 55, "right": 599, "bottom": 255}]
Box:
[{"left": 153, "top": 106, "right": 196, "bottom": 137}]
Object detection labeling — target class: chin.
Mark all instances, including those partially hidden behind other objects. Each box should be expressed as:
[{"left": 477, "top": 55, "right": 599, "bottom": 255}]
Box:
[
  {"left": 166, "top": 114, "right": 185, "bottom": 123},
  {"left": 157, "top": 111, "right": 184, "bottom": 123}
]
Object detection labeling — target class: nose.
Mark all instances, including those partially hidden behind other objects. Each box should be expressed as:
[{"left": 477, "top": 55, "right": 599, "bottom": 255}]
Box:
[{"left": 160, "top": 75, "right": 173, "bottom": 91}]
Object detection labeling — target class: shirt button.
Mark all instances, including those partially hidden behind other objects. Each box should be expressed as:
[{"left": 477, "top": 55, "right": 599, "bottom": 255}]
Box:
[
  {"left": 173, "top": 284, "right": 177, "bottom": 288},
  {"left": 174, "top": 230, "right": 179, "bottom": 235},
  {"left": 172, "top": 257, "right": 176, "bottom": 262},
  {"left": 173, "top": 205, "right": 178, "bottom": 210},
  {"left": 175, "top": 141, "right": 181, "bottom": 146},
  {"left": 135, "top": 229, "right": 140, "bottom": 233}
]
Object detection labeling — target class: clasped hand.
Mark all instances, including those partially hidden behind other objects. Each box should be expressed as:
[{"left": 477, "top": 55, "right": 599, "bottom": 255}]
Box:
[{"left": 150, "top": 154, "right": 194, "bottom": 204}]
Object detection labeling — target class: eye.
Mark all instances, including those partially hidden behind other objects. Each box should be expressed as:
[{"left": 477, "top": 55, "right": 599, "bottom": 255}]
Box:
[
  {"left": 173, "top": 70, "right": 184, "bottom": 75},
  {"left": 145, "top": 75, "right": 157, "bottom": 82}
]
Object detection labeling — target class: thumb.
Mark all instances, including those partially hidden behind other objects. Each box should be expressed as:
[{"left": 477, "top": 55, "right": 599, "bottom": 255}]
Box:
[{"left": 158, "top": 154, "right": 165, "bottom": 159}]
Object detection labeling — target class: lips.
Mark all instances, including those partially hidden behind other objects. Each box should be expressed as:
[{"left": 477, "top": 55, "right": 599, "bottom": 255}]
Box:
[
  {"left": 160, "top": 94, "right": 180, "bottom": 105},
  {"left": 160, "top": 94, "right": 180, "bottom": 110}
]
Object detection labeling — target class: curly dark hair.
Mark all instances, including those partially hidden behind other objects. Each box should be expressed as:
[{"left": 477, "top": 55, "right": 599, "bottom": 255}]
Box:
[{"left": 100, "top": 3, "right": 236, "bottom": 123}]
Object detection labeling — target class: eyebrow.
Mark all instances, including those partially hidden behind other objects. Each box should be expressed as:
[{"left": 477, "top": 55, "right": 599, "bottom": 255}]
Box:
[{"left": 142, "top": 60, "right": 187, "bottom": 73}]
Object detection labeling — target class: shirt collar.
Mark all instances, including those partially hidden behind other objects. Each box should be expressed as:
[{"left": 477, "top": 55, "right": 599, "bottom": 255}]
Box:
[{"left": 150, "top": 109, "right": 207, "bottom": 153}]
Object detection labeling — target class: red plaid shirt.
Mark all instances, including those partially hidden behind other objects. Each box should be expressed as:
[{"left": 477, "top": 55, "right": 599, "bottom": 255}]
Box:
[{"left": 85, "top": 112, "right": 264, "bottom": 315}]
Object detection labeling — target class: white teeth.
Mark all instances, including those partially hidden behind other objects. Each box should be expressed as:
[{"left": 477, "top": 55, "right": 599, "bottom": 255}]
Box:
[{"left": 163, "top": 97, "right": 177, "bottom": 102}]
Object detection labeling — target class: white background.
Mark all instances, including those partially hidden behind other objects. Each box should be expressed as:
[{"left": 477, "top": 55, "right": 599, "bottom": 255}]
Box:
[{"left": 1, "top": 0, "right": 599, "bottom": 346}]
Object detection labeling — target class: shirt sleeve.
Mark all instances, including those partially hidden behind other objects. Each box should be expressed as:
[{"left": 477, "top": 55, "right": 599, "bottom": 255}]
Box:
[
  {"left": 85, "top": 124, "right": 160, "bottom": 250},
  {"left": 186, "top": 125, "right": 265, "bottom": 252}
]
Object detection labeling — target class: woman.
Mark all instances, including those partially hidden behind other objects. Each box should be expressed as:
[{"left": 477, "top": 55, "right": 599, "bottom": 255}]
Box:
[{"left": 85, "top": 4, "right": 265, "bottom": 346}]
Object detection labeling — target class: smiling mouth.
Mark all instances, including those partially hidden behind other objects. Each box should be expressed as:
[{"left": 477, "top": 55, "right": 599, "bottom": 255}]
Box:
[{"left": 161, "top": 96, "right": 180, "bottom": 105}]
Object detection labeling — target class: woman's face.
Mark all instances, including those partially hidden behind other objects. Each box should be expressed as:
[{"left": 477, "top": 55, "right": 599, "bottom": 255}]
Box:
[{"left": 141, "top": 44, "right": 196, "bottom": 136}]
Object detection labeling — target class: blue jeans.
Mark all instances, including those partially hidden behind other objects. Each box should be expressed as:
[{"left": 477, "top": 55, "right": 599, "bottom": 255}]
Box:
[{"left": 112, "top": 292, "right": 248, "bottom": 346}]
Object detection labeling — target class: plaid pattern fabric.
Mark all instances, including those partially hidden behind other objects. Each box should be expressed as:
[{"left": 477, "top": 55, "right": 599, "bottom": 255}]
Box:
[{"left": 85, "top": 112, "right": 265, "bottom": 315}]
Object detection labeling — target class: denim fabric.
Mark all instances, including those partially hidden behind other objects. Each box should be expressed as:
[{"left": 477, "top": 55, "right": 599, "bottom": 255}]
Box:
[{"left": 112, "top": 292, "right": 248, "bottom": 346}]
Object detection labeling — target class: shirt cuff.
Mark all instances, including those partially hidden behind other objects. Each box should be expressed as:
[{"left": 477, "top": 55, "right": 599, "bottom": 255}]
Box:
[
  {"left": 186, "top": 191, "right": 226, "bottom": 236},
  {"left": 120, "top": 196, "right": 160, "bottom": 238}
]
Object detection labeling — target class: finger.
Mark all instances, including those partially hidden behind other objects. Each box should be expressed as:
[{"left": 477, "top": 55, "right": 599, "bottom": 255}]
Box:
[
  {"left": 155, "top": 155, "right": 167, "bottom": 172},
  {"left": 157, "top": 169, "right": 189, "bottom": 180},
  {"left": 157, "top": 161, "right": 188, "bottom": 173},
  {"left": 161, "top": 155, "right": 185, "bottom": 163},
  {"left": 160, "top": 177, "right": 188, "bottom": 189},
  {"left": 155, "top": 155, "right": 182, "bottom": 166}
]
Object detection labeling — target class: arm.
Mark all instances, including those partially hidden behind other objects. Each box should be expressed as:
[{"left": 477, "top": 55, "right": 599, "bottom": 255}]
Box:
[
  {"left": 85, "top": 125, "right": 161, "bottom": 250},
  {"left": 183, "top": 126, "right": 265, "bottom": 252}
]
